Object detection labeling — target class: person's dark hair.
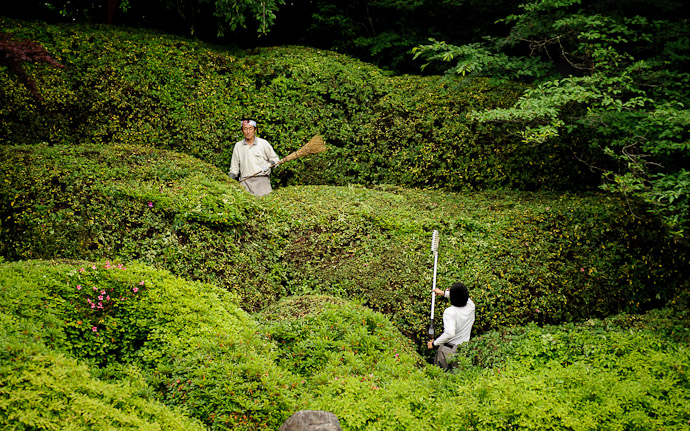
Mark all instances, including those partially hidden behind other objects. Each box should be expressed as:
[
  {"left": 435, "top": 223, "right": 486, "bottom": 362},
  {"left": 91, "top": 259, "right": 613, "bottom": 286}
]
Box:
[{"left": 449, "top": 282, "right": 469, "bottom": 307}]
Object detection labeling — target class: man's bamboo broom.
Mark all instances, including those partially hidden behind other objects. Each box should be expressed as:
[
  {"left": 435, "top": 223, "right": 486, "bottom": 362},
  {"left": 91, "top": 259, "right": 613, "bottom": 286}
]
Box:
[{"left": 240, "top": 135, "right": 326, "bottom": 182}]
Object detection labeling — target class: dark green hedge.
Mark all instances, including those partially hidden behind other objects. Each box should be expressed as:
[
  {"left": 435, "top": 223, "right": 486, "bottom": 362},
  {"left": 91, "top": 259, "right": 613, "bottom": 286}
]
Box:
[
  {"left": 2, "top": 143, "right": 687, "bottom": 348},
  {"left": 1, "top": 18, "right": 597, "bottom": 191}
]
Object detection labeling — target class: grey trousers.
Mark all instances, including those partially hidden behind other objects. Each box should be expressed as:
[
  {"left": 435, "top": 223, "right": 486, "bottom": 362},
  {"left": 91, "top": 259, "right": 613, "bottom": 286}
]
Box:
[
  {"left": 242, "top": 176, "right": 272, "bottom": 197},
  {"left": 434, "top": 344, "right": 458, "bottom": 370}
]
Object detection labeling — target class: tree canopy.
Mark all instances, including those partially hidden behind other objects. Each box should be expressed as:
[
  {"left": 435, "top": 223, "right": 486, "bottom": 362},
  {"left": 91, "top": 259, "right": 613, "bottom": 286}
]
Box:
[{"left": 413, "top": 0, "right": 690, "bottom": 238}]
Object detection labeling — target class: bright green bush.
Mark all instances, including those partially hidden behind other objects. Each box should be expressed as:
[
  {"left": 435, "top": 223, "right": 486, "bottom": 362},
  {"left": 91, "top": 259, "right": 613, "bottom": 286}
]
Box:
[
  {"left": 0, "top": 260, "right": 302, "bottom": 430},
  {"left": 0, "top": 261, "right": 205, "bottom": 431},
  {"left": 442, "top": 315, "right": 690, "bottom": 431},
  {"left": 259, "top": 296, "right": 422, "bottom": 379}
]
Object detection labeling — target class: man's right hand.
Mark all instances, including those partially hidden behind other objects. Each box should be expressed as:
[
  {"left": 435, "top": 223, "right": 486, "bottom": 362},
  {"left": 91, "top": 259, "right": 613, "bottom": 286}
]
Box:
[{"left": 229, "top": 172, "right": 238, "bottom": 180}]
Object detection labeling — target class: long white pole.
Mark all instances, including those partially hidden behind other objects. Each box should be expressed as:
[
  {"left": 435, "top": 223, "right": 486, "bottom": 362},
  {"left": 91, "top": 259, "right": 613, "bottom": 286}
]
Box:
[{"left": 429, "top": 230, "right": 439, "bottom": 339}]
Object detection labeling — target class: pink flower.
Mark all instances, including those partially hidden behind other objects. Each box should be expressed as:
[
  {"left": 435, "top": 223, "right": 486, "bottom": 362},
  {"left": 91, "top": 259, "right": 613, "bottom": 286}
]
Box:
[
  {"left": 139, "top": 280, "right": 145, "bottom": 286},
  {"left": 93, "top": 286, "right": 98, "bottom": 291},
  {"left": 98, "top": 295, "right": 103, "bottom": 301},
  {"left": 92, "top": 265, "right": 96, "bottom": 270},
  {"left": 90, "top": 303, "right": 95, "bottom": 309},
  {"left": 92, "top": 326, "right": 97, "bottom": 332},
  {"left": 79, "top": 267, "right": 85, "bottom": 273},
  {"left": 148, "top": 201, "right": 153, "bottom": 208},
  {"left": 133, "top": 287, "right": 139, "bottom": 293},
  {"left": 77, "top": 285, "right": 82, "bottom": 290},
  {"left": 97, "top": 302, "right": 103, "bottom": 309},
  {"left": 106, "top": 296, "right": 110, "bottom": 301},
  {"left": 581, "top": 268, "right": 585, "bottom": 272}
]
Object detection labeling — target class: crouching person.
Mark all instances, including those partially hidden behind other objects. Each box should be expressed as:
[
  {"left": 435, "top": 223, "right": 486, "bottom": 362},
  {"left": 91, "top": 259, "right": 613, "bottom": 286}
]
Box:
[{"left": 427, "top": 282, "right": 476, "bottom": 370}]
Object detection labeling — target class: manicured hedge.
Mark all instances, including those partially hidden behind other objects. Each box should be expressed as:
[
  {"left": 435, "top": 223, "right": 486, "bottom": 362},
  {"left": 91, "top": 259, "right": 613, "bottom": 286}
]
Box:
[
  {"left": 0, "top": 18, "right": 597, "bottom": 191},
  {"left": 4, "top": 260, "right": 687, "bottom": 430},
  {"left": 0, "top": 260, "right": 301, "bottom": 430},
  {"left": 2, "top": 143, "right": 687, "bottom": 348}
]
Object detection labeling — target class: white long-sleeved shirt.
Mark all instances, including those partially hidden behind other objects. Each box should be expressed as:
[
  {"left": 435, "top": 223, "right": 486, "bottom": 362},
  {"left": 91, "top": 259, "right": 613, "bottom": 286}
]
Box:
[
  {"left": 433, "top": 298, "right": 475, "bottom": 347},
  {"left": 229, "top": 137, "right": 279, "bottom": 179}
]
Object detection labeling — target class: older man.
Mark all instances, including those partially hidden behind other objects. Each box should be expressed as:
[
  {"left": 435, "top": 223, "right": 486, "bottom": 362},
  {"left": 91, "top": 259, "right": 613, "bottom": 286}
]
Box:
[{"left": 228, "top": 119, "right": 280, "bottom": 197}]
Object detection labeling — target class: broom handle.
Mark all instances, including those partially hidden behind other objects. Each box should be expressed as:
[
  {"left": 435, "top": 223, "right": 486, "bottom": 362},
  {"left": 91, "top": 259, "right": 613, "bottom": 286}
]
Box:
[
  {"left": 238, "top": 161, "right": 280, "bottom": 183},
  {"left": 238, "top": 135, "right": 324, "bottom": 183}
]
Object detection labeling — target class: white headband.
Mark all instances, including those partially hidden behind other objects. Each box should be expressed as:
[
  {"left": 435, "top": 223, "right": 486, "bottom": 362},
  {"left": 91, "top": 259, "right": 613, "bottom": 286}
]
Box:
[{"left": 241, "top": 120, "right": 257, "bottom": 128}]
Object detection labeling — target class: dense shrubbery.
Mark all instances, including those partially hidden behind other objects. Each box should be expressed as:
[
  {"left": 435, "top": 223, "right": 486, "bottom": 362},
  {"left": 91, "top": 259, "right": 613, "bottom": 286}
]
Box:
[
  {"left": 0, "top": 260, "right": 300, "bottom": 430},
  {"left": 0, "top": 18, "right": 596, "bottom": 191},
  {"left": 2, "top": 143, "right": 688, "bottom": 348},
  {"left": 1, "top": 17, "right": 690, "bottom": 431},
  {"left": 2, "top": 260, "right": 688, "bottom": 430}
]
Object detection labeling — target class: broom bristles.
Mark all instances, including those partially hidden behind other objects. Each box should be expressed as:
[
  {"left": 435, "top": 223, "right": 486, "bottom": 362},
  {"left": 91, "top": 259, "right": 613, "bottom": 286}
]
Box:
[{"left": 279, "top": 135, "right": 326, "bottom": 164}]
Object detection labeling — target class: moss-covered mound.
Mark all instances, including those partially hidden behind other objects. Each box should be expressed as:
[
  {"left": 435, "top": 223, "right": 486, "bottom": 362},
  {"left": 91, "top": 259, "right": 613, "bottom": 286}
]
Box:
[{"left": 2, "top": 143, "right": 688, "bottom": 347}]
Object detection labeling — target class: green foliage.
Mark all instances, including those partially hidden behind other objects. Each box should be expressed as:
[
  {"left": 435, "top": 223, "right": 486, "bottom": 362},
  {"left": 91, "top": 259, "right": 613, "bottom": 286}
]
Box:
[
  {"left": 0, "top": 18, "right": 593, "bottom": 192},
  {"left": 2, "top": 143, "right": 688, "bottom": 347},
  {"left": 413, "top": 0, "right": 690, "bottom": 238},
  {"left": 200, "top": 0, "right": 286, "bottom": 35},
  {"left": 1, "top": 8, "right": 689, "bottom": 431},
  {"left": 0, "top": 261, "right": 206, "bottom": 431},
  {"left": 445, "top": 314, "right": 690, "bottom": 431},
  {"left": 3, "top": 259, "right": 690, "bottom": 431},
  {"left": 259, "top": 296, "right": 422, "bottom": 378},
  {"left": 0, "top": 260, "right": 302, "bottom": 430},
  {"left": 412, "top": 39, "right": 553, "bottom": 80},
  {"left": 268, "top": 186, "right": 690, "bottom": 342}
]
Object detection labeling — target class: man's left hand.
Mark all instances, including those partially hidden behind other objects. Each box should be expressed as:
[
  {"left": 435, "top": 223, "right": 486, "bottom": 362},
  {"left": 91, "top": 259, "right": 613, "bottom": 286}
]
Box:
[{"left": 427, "top": 340, "right": 434, "bottom": 349}]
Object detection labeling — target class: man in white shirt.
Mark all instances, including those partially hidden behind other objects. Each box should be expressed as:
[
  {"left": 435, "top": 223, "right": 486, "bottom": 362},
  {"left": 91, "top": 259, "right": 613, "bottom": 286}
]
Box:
[
  {"left": 427, "top": 282, "right": 476, "bottom": 370},
  {"left": 228, "top": 119, "right": 280, "bottom": 197}
]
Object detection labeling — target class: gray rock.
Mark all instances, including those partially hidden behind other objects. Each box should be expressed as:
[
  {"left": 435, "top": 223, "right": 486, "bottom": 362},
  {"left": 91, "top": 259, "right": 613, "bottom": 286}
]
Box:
[{"left": 278, "top": 410, "right": 343, "bottom": 431}]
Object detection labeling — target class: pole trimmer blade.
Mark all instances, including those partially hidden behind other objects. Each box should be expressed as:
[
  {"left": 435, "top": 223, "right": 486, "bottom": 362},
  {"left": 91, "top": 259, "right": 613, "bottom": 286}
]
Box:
[{"left": 429, "top": 230, "right": 440, "bottom": 339}]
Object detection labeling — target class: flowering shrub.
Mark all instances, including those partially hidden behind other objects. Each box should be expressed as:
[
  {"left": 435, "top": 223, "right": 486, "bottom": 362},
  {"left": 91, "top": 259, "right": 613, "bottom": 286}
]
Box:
[{"left": 62, "top": 261, "right": 151, "bottom": 366}]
